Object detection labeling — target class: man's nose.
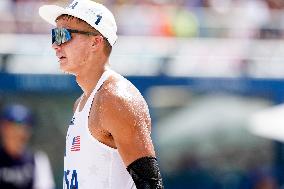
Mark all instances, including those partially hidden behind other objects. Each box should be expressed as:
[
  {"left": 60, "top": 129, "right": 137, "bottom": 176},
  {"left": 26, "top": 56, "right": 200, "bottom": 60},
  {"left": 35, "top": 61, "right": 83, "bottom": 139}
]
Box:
[{"left": 52, "top": 42, "right": 61, "bottom": 50}]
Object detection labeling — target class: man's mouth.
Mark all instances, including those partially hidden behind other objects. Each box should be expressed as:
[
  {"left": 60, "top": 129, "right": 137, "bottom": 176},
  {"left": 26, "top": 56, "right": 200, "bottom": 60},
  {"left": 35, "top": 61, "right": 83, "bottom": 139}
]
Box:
[{"left": 58, "top": 55, "right": 66, "bottom": 61}]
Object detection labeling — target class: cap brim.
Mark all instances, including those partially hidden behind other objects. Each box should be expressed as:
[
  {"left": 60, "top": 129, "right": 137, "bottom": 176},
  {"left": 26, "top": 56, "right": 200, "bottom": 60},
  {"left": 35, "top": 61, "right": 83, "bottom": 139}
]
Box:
[{"left": 39, "top": 5, "right": 72, "bottom": 26}]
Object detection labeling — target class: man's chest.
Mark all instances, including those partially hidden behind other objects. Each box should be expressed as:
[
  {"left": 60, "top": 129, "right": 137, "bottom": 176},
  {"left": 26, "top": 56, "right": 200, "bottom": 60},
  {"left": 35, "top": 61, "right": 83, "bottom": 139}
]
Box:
[{"left": 67, "top": 112, "right": 116, "bottom": 151}]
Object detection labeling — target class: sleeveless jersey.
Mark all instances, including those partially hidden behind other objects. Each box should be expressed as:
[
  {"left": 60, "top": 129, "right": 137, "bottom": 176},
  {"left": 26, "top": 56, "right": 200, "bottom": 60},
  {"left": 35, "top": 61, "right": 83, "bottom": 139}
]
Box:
[{"left": 63, "top": 70, "right": 136, "bottom": 189}]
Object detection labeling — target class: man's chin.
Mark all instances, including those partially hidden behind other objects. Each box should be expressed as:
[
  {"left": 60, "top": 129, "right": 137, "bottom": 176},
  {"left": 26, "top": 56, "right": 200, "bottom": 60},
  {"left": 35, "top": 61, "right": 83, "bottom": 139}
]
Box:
[{"left": 60, "top": 65, "right": 76, "bottom": 75}]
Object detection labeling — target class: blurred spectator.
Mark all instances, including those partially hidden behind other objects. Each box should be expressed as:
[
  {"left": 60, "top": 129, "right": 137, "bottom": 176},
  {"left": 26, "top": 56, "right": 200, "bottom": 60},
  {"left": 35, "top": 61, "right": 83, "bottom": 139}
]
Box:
[
  {"left": 171, "top": 2, "right": 199, "bottom": 37},
  {"left": 258, "top": 0, "right": 284, "bottom": 39},
  {"left": 12, "top": 0, "right": 38, "bottom": 33},
  {"left": 265, "top": 0, "right": 284, "bottom": 10},
  {"left": 0, "top": 104, "right": 55, "bottom": 189}
]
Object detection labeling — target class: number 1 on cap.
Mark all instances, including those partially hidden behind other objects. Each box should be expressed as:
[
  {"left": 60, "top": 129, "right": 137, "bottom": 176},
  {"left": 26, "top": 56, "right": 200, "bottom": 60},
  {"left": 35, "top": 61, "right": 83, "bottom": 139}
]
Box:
[{"left": 69, "top": 1, "right": 78, "bottom": 9}]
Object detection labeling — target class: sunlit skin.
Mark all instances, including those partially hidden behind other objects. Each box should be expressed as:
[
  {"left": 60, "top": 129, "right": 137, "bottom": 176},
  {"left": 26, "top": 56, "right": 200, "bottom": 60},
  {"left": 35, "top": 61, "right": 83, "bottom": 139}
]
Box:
[
  {"left": 52, "top": 17, "right": 155, "bottom": 166},
  {"left": 0, "top": 121, "right": 31, "bottom": 159}
]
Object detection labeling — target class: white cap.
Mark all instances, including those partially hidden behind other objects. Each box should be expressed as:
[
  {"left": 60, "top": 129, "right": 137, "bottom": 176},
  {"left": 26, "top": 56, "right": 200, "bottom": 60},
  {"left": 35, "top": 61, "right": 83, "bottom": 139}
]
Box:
[{"left": 39, "top": 0, "right": 117, "bottom": 46}]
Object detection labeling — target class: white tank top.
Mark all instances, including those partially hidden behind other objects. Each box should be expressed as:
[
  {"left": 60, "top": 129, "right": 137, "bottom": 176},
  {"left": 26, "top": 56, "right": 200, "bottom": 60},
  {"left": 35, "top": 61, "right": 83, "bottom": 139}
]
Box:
[{"left": 63, "top": 70, "right": 136, "bottom": 189}]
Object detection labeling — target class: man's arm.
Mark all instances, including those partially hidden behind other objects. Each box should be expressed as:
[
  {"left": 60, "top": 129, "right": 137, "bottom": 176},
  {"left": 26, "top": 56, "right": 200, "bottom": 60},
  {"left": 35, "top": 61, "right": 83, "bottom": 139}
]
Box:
[{"left": 101, "top": 79, "right": 164, "bottom": 189}]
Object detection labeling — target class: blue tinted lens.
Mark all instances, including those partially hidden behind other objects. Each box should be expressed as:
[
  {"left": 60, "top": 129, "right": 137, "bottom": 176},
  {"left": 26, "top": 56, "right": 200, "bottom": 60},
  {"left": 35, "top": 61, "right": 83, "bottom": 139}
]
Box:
[
  {"left": 51, "top": 28, "right": 72, "bottom": 45},
  {"left": 52, "top": 29, "right": 56, "bottom": 44}
]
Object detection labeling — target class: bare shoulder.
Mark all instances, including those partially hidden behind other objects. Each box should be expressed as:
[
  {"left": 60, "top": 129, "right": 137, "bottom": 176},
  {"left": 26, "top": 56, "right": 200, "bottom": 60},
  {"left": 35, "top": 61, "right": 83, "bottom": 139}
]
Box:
[
  {"left": 95, "top": 73, "right": 155, "bottom": 164},
  {"left": 97, "top": 73, "right": 151, "bottom": 132}
]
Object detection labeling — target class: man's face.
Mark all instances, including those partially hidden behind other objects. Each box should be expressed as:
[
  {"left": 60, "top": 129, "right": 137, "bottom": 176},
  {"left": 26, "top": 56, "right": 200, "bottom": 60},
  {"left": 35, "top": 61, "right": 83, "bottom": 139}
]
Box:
[
  {"left": 52, "top": 17, "right": 93, "bottom": 75},
  {"left": 0, "top": 121, "right": 31, "bottom": 157}
]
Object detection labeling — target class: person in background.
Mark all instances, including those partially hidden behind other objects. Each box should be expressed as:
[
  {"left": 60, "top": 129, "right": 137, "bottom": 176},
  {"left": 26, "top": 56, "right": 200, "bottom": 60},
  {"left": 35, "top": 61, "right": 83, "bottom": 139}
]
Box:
[{"left": 0, "top": 103, "right": 55, "bottom": 189}]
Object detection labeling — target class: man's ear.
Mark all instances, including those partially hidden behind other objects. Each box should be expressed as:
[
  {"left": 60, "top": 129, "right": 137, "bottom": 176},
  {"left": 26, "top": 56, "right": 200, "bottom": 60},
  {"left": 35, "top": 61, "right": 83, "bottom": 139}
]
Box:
[{"left": 91, "top": 36, "right": 104, "bottom": 49}]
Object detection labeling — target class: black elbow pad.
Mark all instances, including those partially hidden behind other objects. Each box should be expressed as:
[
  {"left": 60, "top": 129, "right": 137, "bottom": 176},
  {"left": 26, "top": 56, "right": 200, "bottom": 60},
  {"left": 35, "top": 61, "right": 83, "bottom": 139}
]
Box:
[{"left": 127, "top": 156, "right": 164, "bottom": 189}]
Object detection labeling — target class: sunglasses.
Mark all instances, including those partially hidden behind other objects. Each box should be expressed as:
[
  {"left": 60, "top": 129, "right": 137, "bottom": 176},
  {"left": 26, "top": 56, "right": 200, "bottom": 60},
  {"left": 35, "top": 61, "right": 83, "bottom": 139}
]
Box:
[{"left": 51, "top": 28, "right": 101, "bottom": 45}]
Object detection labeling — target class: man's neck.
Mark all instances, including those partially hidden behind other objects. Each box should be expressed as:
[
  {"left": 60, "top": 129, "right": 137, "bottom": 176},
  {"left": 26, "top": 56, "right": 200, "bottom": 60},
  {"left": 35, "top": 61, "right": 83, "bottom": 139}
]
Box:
[{"left": 76, "top": 66, "right": 106, "bottom": 97}]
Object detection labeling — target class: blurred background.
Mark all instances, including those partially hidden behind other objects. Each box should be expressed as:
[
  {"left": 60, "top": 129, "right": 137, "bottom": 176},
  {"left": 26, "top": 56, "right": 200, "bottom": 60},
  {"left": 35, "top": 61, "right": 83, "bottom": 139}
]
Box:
[{"left": 1, "top": 0, "right": 284, "bottom": 188}]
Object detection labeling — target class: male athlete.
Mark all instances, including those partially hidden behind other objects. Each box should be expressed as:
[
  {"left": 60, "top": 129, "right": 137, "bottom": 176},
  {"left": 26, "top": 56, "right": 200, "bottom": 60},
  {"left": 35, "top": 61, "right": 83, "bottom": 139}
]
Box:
[{"left": 39, "top": 0, "right": 163, "bottom": 188}]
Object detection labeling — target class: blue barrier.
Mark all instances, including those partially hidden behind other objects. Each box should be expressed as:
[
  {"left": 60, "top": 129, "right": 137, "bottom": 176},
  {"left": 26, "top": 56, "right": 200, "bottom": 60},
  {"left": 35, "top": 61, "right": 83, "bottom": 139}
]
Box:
[{"left": 1, "top": 73, "right": 284, "bottom": 102}]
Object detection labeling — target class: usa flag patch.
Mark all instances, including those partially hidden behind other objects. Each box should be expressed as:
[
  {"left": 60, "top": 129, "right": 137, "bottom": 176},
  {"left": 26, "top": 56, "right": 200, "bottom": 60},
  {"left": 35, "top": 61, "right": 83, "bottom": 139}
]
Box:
[{"left": 71, "top": 136, "right": 81, "bottom": 151}]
